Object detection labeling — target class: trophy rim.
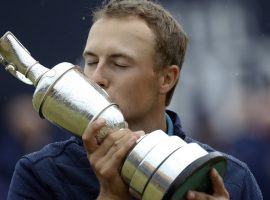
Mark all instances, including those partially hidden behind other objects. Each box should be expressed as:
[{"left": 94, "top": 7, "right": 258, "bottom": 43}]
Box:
[{"left": 162, "top": 152, "right": 227, "bottom": 200}]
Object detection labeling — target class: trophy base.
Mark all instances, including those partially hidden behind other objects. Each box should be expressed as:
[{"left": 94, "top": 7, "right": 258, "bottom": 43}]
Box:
[{"left": 163, "top": 152, "right": 227, "bottom": 200}]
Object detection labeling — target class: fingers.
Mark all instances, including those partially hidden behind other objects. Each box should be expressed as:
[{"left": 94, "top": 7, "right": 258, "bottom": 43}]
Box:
[
  {"left": 82, "top": 118, "right": 106, "bottom": 154},
  {"left": 210, "top": 168, "right": 230, "bottom": 198},
  {"left": 101, "top": 130, "right": 142, "bottom": 158},
  {"left": 95, "top": 131, "right": 141, "bottom": 176},
  {"left": 113, "top": 130, "right": 144, "bottom": 156},
  {"left": 96, "top": 129, "right": 143, "bottom": 164},
  {"left": 83, "top": 118, "right": 145, "bottom": 171},
  {"left": 90, "top": 128, "right": 144, "bottom": 181},
  {"left": 186, "top": 190, "right": 213, "bottom": 200},
  {"left": 87, "top": 125, "right": 142, "bottom": 199},
  {"left": 93, "top": 129, "right": 127, "bottom": 159},
  {"left": 124, "top": 121, "right": 129, "bottom": 128}
]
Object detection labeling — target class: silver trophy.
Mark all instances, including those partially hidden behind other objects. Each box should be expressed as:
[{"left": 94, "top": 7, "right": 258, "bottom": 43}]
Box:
[{"left": 0, "top": 32, "right": 227, "bottom": 200}]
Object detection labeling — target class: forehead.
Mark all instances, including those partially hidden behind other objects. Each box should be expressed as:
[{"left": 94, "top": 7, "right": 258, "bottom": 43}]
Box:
[{"left": 86, "top": 16, "right": 156, "bottom": 56}]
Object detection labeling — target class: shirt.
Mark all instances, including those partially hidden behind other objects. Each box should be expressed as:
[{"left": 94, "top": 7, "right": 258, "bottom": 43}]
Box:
[{"left": 8, "top": 110, "right": 263, "bottom": 199}]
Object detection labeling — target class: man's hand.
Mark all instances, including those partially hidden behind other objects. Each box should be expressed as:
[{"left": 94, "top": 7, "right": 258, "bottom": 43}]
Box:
[
  {"left": 82, "top": 118, "right": 144, "bottom": 200},
  {"left": 186, "top": 168, "right": 230, "bottom": 200}
]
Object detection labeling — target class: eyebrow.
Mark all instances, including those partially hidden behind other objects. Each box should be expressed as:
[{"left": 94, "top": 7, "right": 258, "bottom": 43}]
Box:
[
  {"left": 110, "top": 53, "right": 135, "bottom": 63},
  {"left": 83, "top": 51, "right": 135, "bottom": 64},
  {"left": 83, "top": 51, "right": 96, "bottom": 58}
]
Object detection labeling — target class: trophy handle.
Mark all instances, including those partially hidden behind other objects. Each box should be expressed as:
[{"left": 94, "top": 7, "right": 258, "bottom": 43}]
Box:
[
  {"left": 0, "top": 32, "right": 31, "bottom": 85},
  {"left": 0, "top": 31, "right": 49, "bottom": 86},
  {"left": 1, "top": 56, "right": 33, "bottom": 85}
]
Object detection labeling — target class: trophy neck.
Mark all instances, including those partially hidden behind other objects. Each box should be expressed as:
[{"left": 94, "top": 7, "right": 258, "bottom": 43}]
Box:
[{"left": 26, "top": 62, "right": 49, "bottom": 86}]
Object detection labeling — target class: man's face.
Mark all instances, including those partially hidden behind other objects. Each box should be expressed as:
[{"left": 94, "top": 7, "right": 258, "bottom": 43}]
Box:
[{"left": 83, "top": 16, "right": 163, "bottom": 127}]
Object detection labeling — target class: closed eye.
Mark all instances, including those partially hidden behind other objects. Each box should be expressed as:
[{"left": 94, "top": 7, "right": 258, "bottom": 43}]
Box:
[
  {"left": 114, "top": 63, "right": 128, "bottom": 68},
  {"left": 86, "top": 61, "right": 98, "bottom": 67}
]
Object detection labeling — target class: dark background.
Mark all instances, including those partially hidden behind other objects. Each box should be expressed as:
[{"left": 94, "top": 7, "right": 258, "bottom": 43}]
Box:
[{"left": 0, "top": 0, "right": 270, "bottom": 199}]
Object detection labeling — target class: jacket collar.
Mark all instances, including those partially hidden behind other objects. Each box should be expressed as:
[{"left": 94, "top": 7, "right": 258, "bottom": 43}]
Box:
[{"left": 166, "top": 109, "right": 186, "bottom": 140}]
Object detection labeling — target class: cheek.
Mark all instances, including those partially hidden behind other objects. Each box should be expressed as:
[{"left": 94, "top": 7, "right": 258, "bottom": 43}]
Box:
[
  {"left": 121, "top": 77, "right": 157, "bottom": 103},
  {"left": 109, "top": 70, "right": 159, "bottom": 103},
  {"left": 83, "top": 68, "right": 91, "bottom": 78},
  {"left": 112, "top": 78, "right": 140, "bottom": 104}
]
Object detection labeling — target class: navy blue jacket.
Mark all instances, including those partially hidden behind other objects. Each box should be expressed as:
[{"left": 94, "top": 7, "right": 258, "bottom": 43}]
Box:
[{"left": 8, "top": 110, "right": 263, "bottom": 199}]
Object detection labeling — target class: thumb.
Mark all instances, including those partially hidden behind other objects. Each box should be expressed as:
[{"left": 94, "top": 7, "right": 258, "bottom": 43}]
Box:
[{"left": 211, "top": 168, "right": 229, "bottom": 198}]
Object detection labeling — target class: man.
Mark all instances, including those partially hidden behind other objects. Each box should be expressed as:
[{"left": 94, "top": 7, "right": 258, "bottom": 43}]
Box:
[{"left": 8, "top": 0, "right": 262, "bottom": 199}]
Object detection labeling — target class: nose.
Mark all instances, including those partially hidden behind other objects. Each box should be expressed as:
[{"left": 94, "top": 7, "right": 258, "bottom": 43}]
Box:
[{"left": 90, "top": 65, "right": 109, "bottom": 89}]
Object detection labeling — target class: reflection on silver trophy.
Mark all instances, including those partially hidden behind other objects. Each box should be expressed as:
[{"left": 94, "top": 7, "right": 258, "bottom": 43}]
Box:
[{"left": 0, "top": 32, "right": 227, "bottom": 200}]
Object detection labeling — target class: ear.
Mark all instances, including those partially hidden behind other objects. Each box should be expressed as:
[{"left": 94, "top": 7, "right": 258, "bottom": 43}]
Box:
[{"left": 158, "top": 65, "right": 180, "bottom": 94}]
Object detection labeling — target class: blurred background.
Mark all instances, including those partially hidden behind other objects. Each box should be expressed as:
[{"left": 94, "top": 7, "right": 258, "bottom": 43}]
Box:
[{"left": 0, "top": 0, "right": 269, "bottom": 199}]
